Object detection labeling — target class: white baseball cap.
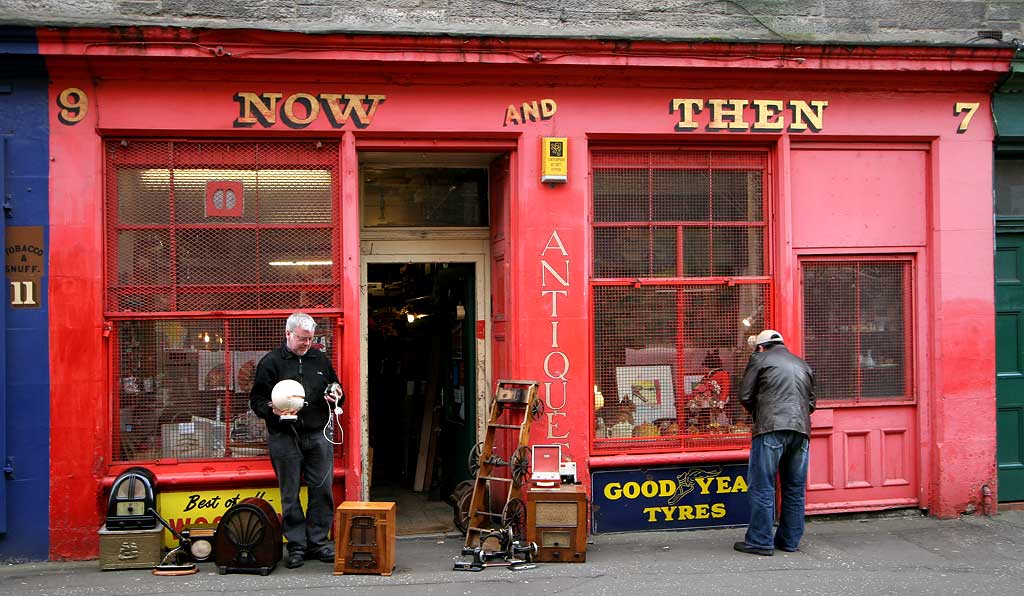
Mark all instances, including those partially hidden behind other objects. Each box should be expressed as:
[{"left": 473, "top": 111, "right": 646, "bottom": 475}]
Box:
[{"left": 754, "top": 329, "right": 784, "bottom": 346}]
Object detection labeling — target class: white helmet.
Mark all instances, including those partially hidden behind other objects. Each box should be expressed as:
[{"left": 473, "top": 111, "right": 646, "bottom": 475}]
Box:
[
  {"left": 271, "top": 379, "right": 306, "bottom": 412},
  {"left": 754, "top": 329, "right": 784, "bottom": 346}
]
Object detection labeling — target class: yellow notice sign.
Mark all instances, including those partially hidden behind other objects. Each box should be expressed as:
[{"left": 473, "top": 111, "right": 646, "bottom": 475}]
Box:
[
  {"left": 156, "top": 486, "right": 305, "bottom": 548},
  {"left": 541, "top": 137, "right": 568, "bottom": 183}
]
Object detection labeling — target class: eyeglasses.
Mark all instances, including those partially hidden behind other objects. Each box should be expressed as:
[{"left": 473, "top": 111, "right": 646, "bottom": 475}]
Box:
[{"left": 291, "top": 333, "right": 315, "bottom": 343}]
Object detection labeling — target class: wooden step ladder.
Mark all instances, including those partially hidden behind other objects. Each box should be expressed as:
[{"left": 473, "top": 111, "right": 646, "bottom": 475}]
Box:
[{"left": 464, "top": 379, "right": 542, "bottom": 548}]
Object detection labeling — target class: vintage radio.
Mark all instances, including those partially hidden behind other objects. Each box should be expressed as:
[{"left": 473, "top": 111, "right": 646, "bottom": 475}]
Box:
[
  {"left": 214, "top": 497, "right": 282, "bottom": 576},
  {"left": 98, "top": 524, "right": 163, "bottom": 570},
  {"left": 526, "top": 484, "right": 588, "bottom": 563},
  {"left": 106, "top": 467, "right": 157, "bottom": 531},
  {"left": 179, "top": 526, "right": 217, "bottom": 563},
  {"left": 333, "top": 501, "right": 396, "bottom": 576}
]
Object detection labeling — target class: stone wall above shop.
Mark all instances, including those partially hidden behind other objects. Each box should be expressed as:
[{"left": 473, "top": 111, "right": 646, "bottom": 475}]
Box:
[{"left": 0, "top": 0, "right": 1021, "bottom": 45}]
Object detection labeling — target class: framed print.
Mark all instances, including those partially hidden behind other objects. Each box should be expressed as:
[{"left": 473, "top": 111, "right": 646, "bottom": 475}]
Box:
[{"left": 615, "top": 365, "right": 676, "bottom": 423}]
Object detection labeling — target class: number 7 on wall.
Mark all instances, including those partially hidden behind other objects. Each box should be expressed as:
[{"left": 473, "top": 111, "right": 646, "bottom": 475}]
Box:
[{"left": 954, "top": 102, "right": 980, "bottom": 134}]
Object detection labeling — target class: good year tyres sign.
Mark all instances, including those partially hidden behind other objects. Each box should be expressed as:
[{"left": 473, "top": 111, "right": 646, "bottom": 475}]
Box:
[{"left": 591, "top": 464, "right": 750, "bottom": 534}]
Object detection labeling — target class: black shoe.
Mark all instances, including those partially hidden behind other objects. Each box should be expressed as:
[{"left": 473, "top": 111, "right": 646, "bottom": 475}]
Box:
[
  {"left": 317, "top": 547, "right": 335, "bottom": 563},
  {"left": 286, "top": 551, "right": 305, "bottom": 568},
  {"left": 733, "top": 541, "right": 773, "bottom": 556},
  {"left": 776, "top": 544, "right": 799, "bottom": 553}
]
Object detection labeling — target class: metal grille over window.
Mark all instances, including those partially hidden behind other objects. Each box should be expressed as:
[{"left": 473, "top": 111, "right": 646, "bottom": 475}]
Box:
[
  {"left": 113, "top": 316, "right": 338, "bottom": 462},
  {"left": 105, "top": 140, "right": 340, "bottom": 313},
  {"left": 802, "top": 260, "right": 913, "bottom": 402},
  {"left": 105, "top": 139, "right": 343, "bottom": 463},
  {"left": 591, "top": 150, "right": 770, "bottom": 453}
]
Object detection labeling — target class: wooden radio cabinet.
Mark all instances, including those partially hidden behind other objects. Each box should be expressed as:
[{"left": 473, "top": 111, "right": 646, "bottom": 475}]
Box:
[
  {"left": 527, "top": 484, "right": 588, "bottom": 563},
  {"left": 333, "top": 501, "right": 396, "bottom": 576}
]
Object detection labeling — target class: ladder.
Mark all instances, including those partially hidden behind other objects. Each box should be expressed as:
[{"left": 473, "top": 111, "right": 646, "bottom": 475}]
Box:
[{"left": 463, "top": 379, "right": 542, "bottom": 548}]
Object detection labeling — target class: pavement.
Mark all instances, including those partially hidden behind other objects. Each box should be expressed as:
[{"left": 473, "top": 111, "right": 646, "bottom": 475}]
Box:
[{"left": 2, "top": 509, "right": 1023, "bottom": 596}]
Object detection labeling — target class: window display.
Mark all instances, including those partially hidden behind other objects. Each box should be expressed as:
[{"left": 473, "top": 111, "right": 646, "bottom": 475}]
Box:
[{"left": 590, "top": 149, "right": 769, "bottom": 453}]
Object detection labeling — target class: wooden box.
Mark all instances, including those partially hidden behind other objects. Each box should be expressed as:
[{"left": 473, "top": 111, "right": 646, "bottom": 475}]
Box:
[
  {"left": 333, "top": 501, "right": 396, "bottom": 576},
  {"left": 98, "top": 524, "right": 164, "bottom": 570},
  {"left": 527, "top": 484, "right": 588, "bottom": 563}
]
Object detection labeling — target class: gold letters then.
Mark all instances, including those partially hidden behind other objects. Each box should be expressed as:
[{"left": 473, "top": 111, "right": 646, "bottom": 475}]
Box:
[{"left": 671, "top": 98, "right": 828, "bottom": 132}]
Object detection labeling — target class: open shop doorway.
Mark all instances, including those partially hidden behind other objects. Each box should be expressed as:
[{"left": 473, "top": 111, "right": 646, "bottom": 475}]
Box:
[{"left": 366, "top": 262, "right": 477, "bottom": 535}]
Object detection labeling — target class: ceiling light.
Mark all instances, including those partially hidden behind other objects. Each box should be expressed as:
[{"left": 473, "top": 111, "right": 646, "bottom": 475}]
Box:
[{"left": 268, "top": 260, "right": 333, "bottom": 267}]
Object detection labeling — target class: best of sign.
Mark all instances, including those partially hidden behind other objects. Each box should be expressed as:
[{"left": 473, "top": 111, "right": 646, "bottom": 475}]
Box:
[{"left": 156, "top": 487, "right": 306, "bottom": 548}]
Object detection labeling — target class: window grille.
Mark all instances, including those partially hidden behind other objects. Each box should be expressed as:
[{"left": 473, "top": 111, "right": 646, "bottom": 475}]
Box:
[
  {"left": 105, "top": 140, "right": 343, "bottom": 463},
  {"left": 591, "top": 149, "right": 769, "bottom": 453},
  {"left": 802, "top": 259, "right": 913, "bottom": 402},
  {"left": 105, "top": 140, "right": 340, "bottom": 313},
  {"left": 113, "top": 316, "right": 339, "bottom": 462}
]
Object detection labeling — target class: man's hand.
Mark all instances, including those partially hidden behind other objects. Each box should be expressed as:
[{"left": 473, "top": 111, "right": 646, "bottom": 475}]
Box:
[{"left": 325, "top": 382, "right": 344, "bottom": 404}]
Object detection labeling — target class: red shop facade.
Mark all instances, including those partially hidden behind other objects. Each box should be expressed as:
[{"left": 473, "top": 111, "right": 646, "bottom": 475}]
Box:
[{"left": 40, "top": 28, "right": 1011, "bottom": 559}]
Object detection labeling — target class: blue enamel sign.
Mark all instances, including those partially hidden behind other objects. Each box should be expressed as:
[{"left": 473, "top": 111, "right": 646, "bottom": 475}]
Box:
[{"left": 591, "top": 463, "right": 750, "bottom": 534}]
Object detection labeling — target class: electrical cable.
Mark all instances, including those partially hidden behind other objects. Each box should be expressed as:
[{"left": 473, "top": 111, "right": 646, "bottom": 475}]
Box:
[{"left": 323, "top": 382, "right": 345, "bottom": 446}]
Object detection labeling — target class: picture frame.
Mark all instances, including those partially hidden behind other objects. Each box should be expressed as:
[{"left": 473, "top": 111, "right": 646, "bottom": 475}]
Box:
[{"left": 615, "top": 365, "right": 676, "bottom": 423}]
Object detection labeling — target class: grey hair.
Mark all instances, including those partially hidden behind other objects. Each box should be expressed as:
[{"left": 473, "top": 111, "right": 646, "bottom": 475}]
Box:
[{"left": 286, "top": 312, "right": 317, "bottom": 334}]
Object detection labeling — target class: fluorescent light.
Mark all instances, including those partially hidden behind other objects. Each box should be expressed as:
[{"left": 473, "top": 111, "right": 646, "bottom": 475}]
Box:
[{"left": 268, "top": 260, "right": 333, "bottom": 267}]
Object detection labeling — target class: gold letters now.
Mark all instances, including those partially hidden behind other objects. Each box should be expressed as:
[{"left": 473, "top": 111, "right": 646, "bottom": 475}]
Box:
[
  {"left": 671, "top": 98, "right": 828, "bottom": 132},
  {"left": 233, "top": 92, "right": 386, "bottom": 129}
]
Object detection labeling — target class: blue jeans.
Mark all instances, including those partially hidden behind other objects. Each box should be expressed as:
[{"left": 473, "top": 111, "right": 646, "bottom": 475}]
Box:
[
  {"left": 744, "top": 430, "right": 809, "bottom": 551},
  {"left": 268, "top": 428, "right": 335, "bottom": 555}
]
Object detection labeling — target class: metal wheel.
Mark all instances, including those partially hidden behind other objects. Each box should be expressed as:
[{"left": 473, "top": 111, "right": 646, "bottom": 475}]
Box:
[
  {"left": 450, "top": 480, "right": 475, "bottom": 535},
  {"left": 467, "top": 442, "right": 483, "bottom": 477},
  {"left": 510, "top": 445, "right": 530, "bottom": 487},
  {"left": 502, "top": 498, "right": 527, "bottom": 541},
  {"left": 530, "top": 398, "right": 545, "bottom": 420}
]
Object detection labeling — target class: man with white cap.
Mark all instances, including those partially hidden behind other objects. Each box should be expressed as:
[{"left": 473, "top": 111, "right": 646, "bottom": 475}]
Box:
[{"left": 734, "top": 329, "right": 815, "bottom": 556}]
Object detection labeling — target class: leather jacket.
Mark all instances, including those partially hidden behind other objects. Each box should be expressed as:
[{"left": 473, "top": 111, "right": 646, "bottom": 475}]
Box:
[{"left": 738, "top": 344, "right": 815, "bottom": 437}]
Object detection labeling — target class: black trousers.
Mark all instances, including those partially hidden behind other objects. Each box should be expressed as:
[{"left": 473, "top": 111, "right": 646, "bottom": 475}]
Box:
[{"left": 268, "top": 428, "right": 335, "bottom": 554}]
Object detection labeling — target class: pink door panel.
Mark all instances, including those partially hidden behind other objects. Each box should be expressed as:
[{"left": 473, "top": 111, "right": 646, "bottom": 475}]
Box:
[{"left": 807, "top": 405, "right": 918, "bottom": 512}]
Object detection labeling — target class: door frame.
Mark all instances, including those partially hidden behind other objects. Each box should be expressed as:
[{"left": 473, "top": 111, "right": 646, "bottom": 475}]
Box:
[{"left": 358, "top": 228, "right": 491, "bottom": 499}]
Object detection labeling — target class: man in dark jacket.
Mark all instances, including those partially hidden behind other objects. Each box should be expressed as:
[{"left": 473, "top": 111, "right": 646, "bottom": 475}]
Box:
[
  {"left": 250, "top": 312, "right": 343, "bottom": 568},
  {"left": 734, "top": 329, "right": 815, "bottom": 556}
]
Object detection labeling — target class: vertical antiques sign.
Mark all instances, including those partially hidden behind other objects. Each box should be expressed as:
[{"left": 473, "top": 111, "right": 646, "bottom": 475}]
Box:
[
  {"left": 591, "top": 464, "right": 750, "bottom": 534},
  {"left": 6, "top": 226, "right": 44, "bottom": 308}
]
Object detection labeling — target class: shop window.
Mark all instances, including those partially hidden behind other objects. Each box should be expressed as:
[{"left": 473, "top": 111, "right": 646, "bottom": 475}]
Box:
[
  {"left": 105, "top": 140, "right": 342, "bottom": 463},
  {"left": 995, "top": 157, "right": 1024, "bottom": 217},
  {"left": 113, "top": 316, "right": 338, "bottom": 462},
  {"left": 591, "top": 149, "right": 769, "bottom": 453},
  {"left": 802, "top": 259, "right": 914, "bottom": 402},
  {"left": 360, "top": 166, "right": 488, "bottom": 227}
]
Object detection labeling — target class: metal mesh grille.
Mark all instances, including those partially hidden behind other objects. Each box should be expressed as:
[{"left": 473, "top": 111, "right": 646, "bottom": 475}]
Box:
[
  {"left": 591, "top": 149, "right": 769, "bottom": 453},
  {"left": 113, "top": 316, "right": 339, "bottom": 462},
  {"left": 593, "top": 150, "right": 766, "bottom": 279},
  {"left": 802, "top": 260, "right": 913, "bottom": 402},
  {"left": 592, "top": 284, "right": 769, "bottom": 452},
  {"left": 105, "top": 140, "right": 340, "bottom": 313}
]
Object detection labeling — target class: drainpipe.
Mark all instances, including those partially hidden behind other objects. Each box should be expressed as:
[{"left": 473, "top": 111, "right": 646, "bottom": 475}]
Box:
[{"left": 981, "top": 484, "right": 994, "bottom": 517}]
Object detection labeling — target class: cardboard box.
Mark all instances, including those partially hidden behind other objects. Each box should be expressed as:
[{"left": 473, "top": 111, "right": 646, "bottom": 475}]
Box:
[{"left": 161, "top": 416, "right": 225, "bottom": 459}]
